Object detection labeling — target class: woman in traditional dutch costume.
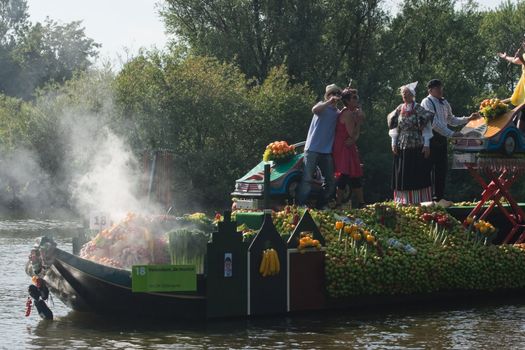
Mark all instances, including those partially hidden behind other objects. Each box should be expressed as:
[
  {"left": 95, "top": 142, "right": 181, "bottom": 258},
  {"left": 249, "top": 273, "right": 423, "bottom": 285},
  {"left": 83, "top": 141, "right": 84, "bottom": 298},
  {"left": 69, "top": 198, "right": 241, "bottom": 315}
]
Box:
[{"left": 388, "top": 82, "right": 434, "bottom": 204}]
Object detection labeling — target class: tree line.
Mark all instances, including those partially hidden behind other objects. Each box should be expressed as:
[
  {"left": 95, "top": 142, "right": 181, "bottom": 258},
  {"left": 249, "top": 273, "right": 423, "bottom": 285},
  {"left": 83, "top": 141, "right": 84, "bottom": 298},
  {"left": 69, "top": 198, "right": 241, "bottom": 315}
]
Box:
[{"left": 0, "top": 0, "right": 525, "bottom": 215}]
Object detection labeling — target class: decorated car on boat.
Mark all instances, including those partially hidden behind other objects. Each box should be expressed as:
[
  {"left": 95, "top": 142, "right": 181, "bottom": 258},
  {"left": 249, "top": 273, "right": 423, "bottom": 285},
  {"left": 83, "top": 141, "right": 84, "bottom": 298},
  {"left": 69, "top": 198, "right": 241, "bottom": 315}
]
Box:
[
  {"left": 231, "top": 141, "right": 321, "bottom": 209},
  {"left": 451, "top": 101, "right": 525, "bottom": 164},
  {"left": 231, "top": 140, "right": 353, "bottom": 209}
]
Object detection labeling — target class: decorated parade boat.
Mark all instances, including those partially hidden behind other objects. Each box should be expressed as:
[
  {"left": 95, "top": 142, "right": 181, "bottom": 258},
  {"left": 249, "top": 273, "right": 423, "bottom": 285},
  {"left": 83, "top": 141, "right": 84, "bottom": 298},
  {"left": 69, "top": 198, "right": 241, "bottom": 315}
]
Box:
[
  {"left": 25, "top": 201, "right": 525, "bottom": 321},
  {"left": 24, "top": 126, "right": 525, "bottom": 321}
]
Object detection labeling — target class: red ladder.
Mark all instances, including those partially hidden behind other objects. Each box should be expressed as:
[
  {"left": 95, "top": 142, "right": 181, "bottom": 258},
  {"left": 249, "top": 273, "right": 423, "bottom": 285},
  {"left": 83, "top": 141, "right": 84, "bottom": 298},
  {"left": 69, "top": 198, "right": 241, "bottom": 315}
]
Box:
[{"left": 465, "top": 159, "right": 525, "bottom": 243}]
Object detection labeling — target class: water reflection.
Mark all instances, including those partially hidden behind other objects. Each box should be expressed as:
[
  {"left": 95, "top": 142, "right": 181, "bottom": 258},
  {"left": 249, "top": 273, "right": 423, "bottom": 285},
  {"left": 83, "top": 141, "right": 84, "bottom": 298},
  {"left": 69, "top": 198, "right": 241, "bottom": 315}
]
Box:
[
  {"left": 18, "top": 303, "right": 525, "bottom": 349},
  {"left": 0, "top": 219, "right": 82, "bottom": 232}
]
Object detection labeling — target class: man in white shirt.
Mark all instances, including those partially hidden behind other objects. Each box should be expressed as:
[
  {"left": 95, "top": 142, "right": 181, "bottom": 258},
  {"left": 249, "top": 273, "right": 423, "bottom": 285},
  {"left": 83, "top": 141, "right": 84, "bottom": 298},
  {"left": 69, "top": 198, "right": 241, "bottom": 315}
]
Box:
[{"left": 420, "top": 79, "right": 479, "bottom": 206}]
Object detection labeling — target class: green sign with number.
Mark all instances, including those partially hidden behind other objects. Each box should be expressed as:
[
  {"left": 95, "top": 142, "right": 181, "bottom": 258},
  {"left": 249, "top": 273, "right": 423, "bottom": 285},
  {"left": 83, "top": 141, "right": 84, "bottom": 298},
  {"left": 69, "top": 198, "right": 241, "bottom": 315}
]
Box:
[{"left": 132, "top": 265, "right": 197, "bottom": 292}]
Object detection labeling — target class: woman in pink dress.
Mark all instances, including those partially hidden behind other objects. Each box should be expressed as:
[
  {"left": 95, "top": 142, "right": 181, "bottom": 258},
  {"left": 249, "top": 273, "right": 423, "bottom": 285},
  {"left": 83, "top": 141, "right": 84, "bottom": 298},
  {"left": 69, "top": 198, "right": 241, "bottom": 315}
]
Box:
[{"left": 332, "top": 88, "right": 365, "bottom": 207}]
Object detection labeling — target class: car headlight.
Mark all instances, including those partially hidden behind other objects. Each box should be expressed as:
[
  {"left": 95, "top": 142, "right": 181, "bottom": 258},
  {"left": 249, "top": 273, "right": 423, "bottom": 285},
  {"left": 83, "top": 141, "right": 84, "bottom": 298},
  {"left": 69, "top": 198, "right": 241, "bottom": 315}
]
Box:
[
  {"left": 257, "top": 184, "right": 263, "bottom": 191},
  {"left": 235, "top": 183, "right": 239, "bottom": 190}
]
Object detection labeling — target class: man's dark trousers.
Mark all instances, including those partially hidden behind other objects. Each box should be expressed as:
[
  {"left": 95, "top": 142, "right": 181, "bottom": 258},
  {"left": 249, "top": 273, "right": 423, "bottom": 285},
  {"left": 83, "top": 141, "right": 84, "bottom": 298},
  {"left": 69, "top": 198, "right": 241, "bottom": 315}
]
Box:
[{"left": 430, "top": 132, "right": 448, "bottom": 201}]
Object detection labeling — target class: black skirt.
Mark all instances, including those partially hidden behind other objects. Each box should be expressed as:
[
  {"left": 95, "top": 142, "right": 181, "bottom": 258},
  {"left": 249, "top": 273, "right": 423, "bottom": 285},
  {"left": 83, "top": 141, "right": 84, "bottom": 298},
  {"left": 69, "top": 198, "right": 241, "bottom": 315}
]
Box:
[{"left": 392, "top": 147, "right": 431, "bottom": 191}]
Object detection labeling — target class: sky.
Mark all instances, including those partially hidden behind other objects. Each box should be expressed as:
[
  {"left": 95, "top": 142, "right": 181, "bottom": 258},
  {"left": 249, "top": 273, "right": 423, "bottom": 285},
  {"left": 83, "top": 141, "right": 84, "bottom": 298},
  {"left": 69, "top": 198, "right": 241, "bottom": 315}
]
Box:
[
  {"left": 26, "top": 0, "right": 169, "bottom": 68},
  {"left": 26, "top": 0, "right": 506, "bottom": 70}
]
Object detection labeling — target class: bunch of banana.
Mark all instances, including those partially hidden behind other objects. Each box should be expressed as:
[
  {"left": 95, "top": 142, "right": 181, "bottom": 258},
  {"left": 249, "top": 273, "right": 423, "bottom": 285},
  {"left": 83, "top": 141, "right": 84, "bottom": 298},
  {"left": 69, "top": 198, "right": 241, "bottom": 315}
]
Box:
[{"left": 259, "top": 248, "right": 280, "bottom": 277}]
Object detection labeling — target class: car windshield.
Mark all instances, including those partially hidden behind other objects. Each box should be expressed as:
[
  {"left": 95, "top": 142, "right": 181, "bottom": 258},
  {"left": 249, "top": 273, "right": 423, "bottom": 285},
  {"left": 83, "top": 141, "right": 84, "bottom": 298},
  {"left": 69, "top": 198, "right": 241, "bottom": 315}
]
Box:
[{"left": 460, "top": 122, "right": 487, "bottom": 138}]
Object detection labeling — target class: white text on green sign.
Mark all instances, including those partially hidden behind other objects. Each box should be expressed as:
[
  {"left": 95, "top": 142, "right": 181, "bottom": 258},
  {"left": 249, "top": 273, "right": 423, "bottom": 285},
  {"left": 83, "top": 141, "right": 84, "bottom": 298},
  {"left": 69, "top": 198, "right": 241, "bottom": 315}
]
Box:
[{"left": 132, "top": 264, "right": 197, "bottom": 292}]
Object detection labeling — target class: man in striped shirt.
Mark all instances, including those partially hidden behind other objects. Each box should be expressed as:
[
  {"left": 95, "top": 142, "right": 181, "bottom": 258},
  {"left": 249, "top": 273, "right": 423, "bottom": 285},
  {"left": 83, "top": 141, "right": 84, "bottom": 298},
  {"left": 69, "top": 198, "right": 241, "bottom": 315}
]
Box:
[{"left": 421, "top": 79, "right": 479, "bottom": 206}]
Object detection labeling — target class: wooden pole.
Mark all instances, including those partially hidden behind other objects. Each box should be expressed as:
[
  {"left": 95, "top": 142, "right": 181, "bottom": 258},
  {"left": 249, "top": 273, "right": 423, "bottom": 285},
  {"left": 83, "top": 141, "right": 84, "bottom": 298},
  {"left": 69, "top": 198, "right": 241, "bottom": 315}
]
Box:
[{"left": 264, "top": 163, "right": 270, "bottom": 210}]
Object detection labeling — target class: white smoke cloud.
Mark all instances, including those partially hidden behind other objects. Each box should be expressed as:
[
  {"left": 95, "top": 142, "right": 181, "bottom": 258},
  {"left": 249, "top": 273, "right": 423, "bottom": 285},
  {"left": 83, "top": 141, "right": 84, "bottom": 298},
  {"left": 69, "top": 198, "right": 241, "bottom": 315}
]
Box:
[
  {"left": 0, "top": 71, "right": 169, "bottom": 220},
  {"left": 0, "top": 148, "right": 52, "bottom": 208},
  {"left": 68, "top": 126, "right": 149, "bottom": 221},
  {"left": 52, "top": 88, "right": 161, "bottom": 221}
]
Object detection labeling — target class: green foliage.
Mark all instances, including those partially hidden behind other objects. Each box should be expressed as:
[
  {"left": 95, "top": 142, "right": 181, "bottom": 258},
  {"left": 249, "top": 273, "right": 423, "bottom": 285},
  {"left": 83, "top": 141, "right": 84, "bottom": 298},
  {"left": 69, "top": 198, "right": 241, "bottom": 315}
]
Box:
[
  {"left": 29, "top": 68, "right": 116, "bottom": 177},
  {"left": 478, "top": 1, "right": 525, "bottom": 98},
  {"left": 248, "top": 65, "right": 316, "bottom": 144},
  {"left": 159, "top": 0, "right": 386, "bottom": 91},
  {"left": 160, "top": 0, "right": 322, "bottom": 83},
  {"left": 0, "top": 1, "right": 99, "bottom": 99},
  {"left": 115, "top": 52, "right": 314, "bottom": 209},
  {"left": 10, "top": 19, "right": 100, "bottom": 99},
  {"left": 0, "top": 94, "right": 32, "bottom": 150},
  {"left": 0, "top": 0, "right": 28, "bottom": 44},
  {"left": 0, "top": 69, "right": 117, "bottom": 214},
  {"left": 3, "top": 0, "right": 525, "bottom": 213}
]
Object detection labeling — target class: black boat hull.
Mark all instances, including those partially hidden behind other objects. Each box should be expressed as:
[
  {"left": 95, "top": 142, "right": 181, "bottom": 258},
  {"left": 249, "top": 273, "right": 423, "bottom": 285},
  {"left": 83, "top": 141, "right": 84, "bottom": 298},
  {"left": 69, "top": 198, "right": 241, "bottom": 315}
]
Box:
[
  {"left": 45, "top": 248, "right": 207, "bottom": 320},
  {"left": 35, "top": 246, "right": 525, "bottom": 321}
]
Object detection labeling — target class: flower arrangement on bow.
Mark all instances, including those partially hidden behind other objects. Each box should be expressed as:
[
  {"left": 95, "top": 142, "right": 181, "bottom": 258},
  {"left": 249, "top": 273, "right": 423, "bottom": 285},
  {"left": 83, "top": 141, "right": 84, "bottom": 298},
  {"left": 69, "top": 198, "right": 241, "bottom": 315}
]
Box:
[
  {"left": 479, "top": 98, "right": 509, "bottom": 122},
  {"left": 262, "top": 141, "right": 296, "bottom": 163},
  {"left": 464, "top": 216, "right": 498, "bottom": 245},
  {"left": 334, "top": 220, "right": 380, "bottom": 258}
]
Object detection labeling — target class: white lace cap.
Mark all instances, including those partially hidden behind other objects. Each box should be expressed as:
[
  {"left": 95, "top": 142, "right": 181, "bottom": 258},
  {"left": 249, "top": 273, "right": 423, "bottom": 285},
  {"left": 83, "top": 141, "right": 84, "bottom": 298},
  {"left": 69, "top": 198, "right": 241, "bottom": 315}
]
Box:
[{"left": 401, "top": 81, "right": 418, "bottom": 97}]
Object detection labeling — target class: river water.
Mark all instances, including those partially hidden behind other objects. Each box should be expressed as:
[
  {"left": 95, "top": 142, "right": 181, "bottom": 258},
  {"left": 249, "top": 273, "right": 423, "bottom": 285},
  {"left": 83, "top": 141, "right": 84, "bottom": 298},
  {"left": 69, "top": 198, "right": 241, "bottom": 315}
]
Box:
[{"left": 2, "top": 219, "right": 525, "bottom": 349}]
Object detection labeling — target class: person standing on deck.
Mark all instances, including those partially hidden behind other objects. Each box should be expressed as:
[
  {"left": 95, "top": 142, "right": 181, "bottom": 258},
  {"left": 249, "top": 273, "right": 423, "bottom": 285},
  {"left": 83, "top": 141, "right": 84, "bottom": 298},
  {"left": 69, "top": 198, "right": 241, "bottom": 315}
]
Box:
[
  {"left": 388, "top": 82, "right": 434, "bottom": 205},
  {"left": 297, "top": 84, "right": 341, "bottom": 209},
  {"left": 420, "top": 79, "right": 479, "bottom": 207}
]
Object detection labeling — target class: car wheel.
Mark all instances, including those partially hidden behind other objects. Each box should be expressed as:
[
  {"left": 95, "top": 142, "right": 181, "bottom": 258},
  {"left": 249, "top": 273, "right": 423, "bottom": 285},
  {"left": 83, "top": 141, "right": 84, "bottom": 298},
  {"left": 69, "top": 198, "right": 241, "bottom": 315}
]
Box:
[{"left": 502, "top": 133, "right": 517, "bottom": 156}]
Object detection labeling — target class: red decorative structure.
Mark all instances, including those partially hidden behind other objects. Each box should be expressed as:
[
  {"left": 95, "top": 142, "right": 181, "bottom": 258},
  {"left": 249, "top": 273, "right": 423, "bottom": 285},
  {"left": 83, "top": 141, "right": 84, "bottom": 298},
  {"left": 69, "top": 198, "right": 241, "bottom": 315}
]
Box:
[{"left": 464, "top": 157, "right": 525, "bottom": 243}]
